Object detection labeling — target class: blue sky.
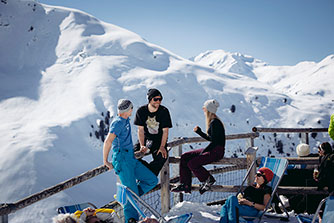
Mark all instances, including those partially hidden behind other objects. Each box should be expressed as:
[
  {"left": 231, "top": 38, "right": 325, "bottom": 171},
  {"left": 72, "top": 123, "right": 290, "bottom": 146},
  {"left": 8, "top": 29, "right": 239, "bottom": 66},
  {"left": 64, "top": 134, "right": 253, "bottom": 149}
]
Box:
[{"left": 38, "top": 0, "right": 334, "bottom": 66}]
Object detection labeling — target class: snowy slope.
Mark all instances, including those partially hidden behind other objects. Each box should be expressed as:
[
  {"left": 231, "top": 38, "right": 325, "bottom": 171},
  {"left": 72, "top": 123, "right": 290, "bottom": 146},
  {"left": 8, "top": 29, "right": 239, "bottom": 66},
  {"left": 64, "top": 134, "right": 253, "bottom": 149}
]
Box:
[{"left": 0, "top": 1, "right": 333, "bottom": 222}]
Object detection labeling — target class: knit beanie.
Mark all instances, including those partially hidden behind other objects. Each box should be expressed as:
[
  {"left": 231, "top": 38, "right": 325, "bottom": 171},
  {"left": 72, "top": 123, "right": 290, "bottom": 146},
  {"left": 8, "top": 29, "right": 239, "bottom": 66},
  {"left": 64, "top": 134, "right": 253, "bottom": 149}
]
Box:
[
  {"left": 117, "top": 99, "right": 133, "bottom": 114},
  {"left": 203, "top": 99, "right": 220, "bottom": 114},
  {"left": 147, "top": 88, "right": 163, "bottom": 101},
  {"left": 296, "top": 143, "right": 310, "bottom": 157},
  {"left": 258, "top": 167, "right": 274, "bottom": 183}
]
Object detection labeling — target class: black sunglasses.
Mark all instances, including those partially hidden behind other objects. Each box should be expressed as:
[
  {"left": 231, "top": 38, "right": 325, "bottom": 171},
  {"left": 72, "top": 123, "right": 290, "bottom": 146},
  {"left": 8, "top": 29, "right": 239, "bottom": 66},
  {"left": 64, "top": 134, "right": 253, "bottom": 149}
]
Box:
[
  {"left": 153, "top": 97, "right": 162, "bottom": 102},
  {"left": 256, "top": 173, "right": 264, "bottom": 177}
]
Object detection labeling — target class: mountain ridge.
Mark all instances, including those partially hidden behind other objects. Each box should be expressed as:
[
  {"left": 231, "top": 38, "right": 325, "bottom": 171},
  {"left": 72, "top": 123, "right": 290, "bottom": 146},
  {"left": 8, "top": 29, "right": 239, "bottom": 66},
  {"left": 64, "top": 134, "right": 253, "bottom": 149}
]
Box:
[{"left": 0, "top": 1, "right": 333, "bottom": 222}]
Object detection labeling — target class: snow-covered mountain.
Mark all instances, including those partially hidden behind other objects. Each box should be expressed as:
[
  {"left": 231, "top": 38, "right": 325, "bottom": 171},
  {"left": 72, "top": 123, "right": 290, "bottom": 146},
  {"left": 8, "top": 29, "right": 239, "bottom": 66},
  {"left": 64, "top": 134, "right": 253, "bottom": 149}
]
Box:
[
  {"left": 192, "top": 49, "right": 267, "bottom": 79},
  {"left": 0, "top": 0, "right": 333, "bottom": 222}
]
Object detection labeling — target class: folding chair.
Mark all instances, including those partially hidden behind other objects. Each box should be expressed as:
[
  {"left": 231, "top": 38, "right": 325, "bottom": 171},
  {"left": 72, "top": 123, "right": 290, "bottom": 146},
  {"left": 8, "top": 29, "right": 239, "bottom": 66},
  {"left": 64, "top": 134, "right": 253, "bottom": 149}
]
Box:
[
  {"left": 311, "top": 194, "right": 334, "bottom": 223},
  {"left": 237, "top": 157, "right": 289, "bottom": 223},
  {"left": 57, "top": 202, "right": 97, "bottom": 214},
  {"left": 116, "top": 183, "right": 192, "bottom": 223}
]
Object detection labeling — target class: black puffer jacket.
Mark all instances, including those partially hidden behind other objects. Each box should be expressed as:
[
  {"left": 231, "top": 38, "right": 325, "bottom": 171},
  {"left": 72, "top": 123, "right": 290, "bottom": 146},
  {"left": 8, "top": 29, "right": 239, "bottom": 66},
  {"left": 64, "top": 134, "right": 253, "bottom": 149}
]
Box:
[{"left": 318, "top": 153, "right": 334, "bottom": 192}]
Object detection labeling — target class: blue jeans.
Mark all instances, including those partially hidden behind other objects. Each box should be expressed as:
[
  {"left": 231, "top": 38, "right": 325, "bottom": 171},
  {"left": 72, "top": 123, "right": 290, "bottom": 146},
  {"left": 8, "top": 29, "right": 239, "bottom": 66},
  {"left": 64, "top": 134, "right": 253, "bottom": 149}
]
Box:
[
  {"left": 220, "top": 195, "right": 259, "bottom": 223},
  {"left": 118, "top": 157, "right": 158, "bottom": 222}
]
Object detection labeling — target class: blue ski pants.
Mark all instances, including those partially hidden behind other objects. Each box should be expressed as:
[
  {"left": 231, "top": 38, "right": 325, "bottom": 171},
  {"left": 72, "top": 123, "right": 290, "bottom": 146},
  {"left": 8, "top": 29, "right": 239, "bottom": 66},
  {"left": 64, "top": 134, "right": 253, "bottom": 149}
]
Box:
[
  {"left": 118, "top": 157, "right": 158, "bottom": 222},
  {"left": 220, "top": 195, "right": 259, "bottom": 223}
]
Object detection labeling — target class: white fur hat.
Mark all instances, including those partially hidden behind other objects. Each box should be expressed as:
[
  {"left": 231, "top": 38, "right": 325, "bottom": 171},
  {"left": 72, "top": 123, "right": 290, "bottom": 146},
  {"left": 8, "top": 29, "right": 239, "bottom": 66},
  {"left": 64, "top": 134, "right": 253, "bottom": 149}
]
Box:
[
  {"left": 296, "top": 143, "right": 310, "bottom": 157},
  {"left": 203, "top": 99, "right": 220, "bottom": 114}
]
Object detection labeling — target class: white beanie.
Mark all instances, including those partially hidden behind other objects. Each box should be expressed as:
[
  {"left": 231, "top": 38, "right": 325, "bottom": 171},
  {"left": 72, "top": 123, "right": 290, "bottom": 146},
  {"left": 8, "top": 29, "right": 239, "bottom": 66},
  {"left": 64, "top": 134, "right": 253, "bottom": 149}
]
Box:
[
  {"left": 296, "top": 143, "right": 310, "bottom": 157},
  {"left": 203, "top": 99, "right": 220, "bottom": 114},
  {"left": 117, "top": 99, "right": 133, "bottom": 114}
]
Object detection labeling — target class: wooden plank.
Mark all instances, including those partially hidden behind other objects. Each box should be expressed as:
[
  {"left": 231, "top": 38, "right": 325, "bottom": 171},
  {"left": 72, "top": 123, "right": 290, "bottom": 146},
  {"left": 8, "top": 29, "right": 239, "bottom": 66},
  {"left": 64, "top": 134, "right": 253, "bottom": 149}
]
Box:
[
  {"left": 0, "top": 165, "right": 109, "bottom": 216},
  {"left": 276, "top": 186, "right": 329, "bottom": 195},
  {"left": 160, "top": 159, "right": 170, "bottom": 214},
  {"left": 255, "top": 157, "right": 319, "bottom": 166},
  {"left": 252, "top": 127, "right": 328, "bottom": 133},
  {"left": 169, "top": 157, "right": 247, "bottom": 165},
  {"left": 170, "top": 184, "right": 329, "bottom": 195}
]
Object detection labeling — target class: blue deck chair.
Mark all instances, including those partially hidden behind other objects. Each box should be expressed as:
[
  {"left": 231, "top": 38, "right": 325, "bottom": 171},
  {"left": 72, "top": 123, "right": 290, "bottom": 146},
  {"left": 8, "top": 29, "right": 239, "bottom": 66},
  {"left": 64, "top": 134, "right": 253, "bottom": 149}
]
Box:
[
  {"left": 57, "top": 202, "right": 97, "bottom": 214},
  {"left": 296, "top": 214, "right": 317, "bottom": 223},
  {"left": 116, "top": 183, "right": 192, "bottom": 223},
  {"left": 236, "top": 157, "right": 289, "bottom": 223},
  {"left": 311, "top": 194, "right": 334, "bottom": 223}
]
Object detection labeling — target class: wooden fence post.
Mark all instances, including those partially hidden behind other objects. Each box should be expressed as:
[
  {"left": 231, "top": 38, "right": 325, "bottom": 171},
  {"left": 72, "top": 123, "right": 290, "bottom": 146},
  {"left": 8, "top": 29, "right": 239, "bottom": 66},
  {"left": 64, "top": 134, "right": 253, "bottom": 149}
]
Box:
[
  {"left": 246, "top": 137, "right": 255, "bottom": 149},
  {"left": 305, "top": 133, "right": 309, "bottom": 145},
  {"left": 177, "top": 145, "right": 183, "bottom": 203},
  {"left": 245, "top": 147, "right": 258, "bottom": 186},
  {"left": 160, "top": 156, "right": 170, "bottom": 215}
]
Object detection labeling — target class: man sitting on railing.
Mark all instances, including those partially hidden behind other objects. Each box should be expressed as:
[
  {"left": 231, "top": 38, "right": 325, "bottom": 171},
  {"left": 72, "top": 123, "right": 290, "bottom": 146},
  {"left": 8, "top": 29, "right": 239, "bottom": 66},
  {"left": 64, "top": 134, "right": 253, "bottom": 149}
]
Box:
[{"left": 133, "top": 88, "right": 172, "bottom": 176}]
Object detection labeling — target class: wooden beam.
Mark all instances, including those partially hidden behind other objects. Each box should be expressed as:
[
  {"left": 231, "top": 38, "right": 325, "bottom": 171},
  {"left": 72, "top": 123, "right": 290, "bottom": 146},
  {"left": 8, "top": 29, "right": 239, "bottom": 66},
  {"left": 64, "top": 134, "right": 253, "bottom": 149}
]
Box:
[
  {"left": 169, "top": 157, "right": 247, "bottom": 166},
  {"left": 170, "top": 184, "right": 329, "bottom": 195},
  {"left": 0, "top": 165, "right": 109, "bottom": 216},
  {"left": 252, "top": 127, "right": 328, "bottom": 133},
  {"left": 160, "top": 159, "right": 170, "bottom": 214}
]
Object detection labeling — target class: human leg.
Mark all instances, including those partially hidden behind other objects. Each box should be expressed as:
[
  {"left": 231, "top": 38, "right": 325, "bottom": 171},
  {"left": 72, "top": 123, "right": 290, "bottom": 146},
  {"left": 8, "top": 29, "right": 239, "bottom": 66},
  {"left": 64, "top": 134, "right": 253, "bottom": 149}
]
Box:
[
  {"left": 171, "top": 149, "right": 203, "bottom": 193},
  {"left": 118, "top": 161, "right": 140, "bottom": 222},
  {"left": 220, "top": 195, "right": 237, "bottom": 223},
  {"left": 188, "top": 146, "right": 224, "bottom": 182},
  {"left": 135, "top": 160, "right": 158, "bottom": 196},
  {"left": 147, "top": 147, "right": 168, "bottom": 176},
  {"left": 179, "top": 149, "right": 203, "bottom": 186},
  {"left": 219, "top": 195, "right": 258, "bottom": 223}
]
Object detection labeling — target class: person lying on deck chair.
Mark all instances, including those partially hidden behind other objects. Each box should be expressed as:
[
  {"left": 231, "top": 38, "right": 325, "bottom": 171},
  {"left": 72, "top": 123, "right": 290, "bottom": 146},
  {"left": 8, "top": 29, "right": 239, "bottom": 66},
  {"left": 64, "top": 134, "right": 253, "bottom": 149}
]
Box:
[
  {"left": 53, "top": 207, "right": 157, "bottom": 223},
  {"left": 73, "top": 207, "right": 121, "bottom": 223},
  {"left": 219, "top": 167, "right": 274, "bottom": 223}
]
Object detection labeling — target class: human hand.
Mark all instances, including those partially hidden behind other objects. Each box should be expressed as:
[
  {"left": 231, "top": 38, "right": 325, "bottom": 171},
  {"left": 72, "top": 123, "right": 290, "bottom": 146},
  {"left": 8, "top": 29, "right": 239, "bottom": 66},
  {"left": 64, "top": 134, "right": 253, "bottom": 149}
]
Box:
[
  {"left": 83, "top": 207, "right": 95, "bottom": 216},
  {"left": 238, "top": 198, "right": 250, "bottom": 205},
  {"left": 140, "top": 146, "right": 149, "bottom": 154},
  {"left": 237, "top": 193, "right": 243, "bottom": 202},
  {"left": 104, "top": 160, "right": 113, "bottom": 170},
  {"left": 157, "top": 146, "right": 167, "bottom": 159},
  {"left": 313, "top": 169, "right": 319, "bottom": 181},
  {"left": 193, "top": 126, "right": 199, "bottom": 132}
]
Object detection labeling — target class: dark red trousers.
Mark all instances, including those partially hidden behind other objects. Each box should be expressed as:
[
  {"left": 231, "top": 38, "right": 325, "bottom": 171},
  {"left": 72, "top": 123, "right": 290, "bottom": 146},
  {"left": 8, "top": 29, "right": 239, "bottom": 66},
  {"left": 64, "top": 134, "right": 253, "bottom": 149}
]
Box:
[{"left": 179, "top": 146, "right": 225, "bottom": 186}]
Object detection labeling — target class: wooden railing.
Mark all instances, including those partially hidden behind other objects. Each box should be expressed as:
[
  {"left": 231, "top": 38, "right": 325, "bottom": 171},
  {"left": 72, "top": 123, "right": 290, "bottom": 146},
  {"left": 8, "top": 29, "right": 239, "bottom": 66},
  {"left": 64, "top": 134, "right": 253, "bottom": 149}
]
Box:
[
  {"left": 252, "top": 127, "right": 328, "bottom": 144},
  {"left": 0, "top": 127, "right": 330, "bottom": 222},
  {"left": 0, "top": 132, "right": 258, "bottom": 221}
]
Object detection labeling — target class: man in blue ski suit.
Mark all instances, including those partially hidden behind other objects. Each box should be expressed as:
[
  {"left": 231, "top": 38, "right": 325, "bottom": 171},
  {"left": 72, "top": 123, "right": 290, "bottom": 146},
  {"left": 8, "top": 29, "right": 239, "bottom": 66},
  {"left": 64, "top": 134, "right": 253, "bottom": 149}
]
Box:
[{"left": 103, "top": 99, "right": 158, "bottom": 223}]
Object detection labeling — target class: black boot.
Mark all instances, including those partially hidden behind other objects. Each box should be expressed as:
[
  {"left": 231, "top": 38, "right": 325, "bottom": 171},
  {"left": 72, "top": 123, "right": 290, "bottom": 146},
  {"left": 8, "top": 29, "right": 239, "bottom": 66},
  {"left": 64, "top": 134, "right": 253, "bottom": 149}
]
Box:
[
  {"left": 199, "top": 175, "right": 216, "bottom": 194},
  {"left": 171, "top": 184, "right": 191, "bottom": 193}
]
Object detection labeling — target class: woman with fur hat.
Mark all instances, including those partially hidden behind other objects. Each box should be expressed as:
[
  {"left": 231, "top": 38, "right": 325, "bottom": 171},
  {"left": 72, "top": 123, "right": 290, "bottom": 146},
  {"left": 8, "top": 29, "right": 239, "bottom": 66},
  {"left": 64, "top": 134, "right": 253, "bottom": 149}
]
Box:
[
  {"left": 171, "top": 99, "right": 225, "bottom": 194},
  {"left": 219, "top": 167, "right": 274, "bottom": 223}
]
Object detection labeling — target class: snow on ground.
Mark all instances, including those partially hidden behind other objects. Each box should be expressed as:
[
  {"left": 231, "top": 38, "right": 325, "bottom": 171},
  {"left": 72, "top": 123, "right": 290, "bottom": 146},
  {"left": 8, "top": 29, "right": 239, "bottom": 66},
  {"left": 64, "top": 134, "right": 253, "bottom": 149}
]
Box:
[{"left": 0, "top": 0, "right": 333, "bottom": 222}]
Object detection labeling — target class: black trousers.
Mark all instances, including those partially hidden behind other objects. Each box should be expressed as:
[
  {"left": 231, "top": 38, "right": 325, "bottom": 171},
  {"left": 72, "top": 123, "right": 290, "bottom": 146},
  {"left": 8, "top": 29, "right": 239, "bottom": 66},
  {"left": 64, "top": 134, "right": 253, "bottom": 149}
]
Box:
[{"left": 134, "top": 140, "right": 168, "bottom": 176}]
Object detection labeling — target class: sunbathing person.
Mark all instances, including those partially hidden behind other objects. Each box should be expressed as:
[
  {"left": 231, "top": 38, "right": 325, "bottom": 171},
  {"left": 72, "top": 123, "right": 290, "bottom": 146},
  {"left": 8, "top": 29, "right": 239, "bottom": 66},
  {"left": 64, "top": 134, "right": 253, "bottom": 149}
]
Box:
[{"left": 219, "top": 167, "right": 274, "bottom": 223}]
